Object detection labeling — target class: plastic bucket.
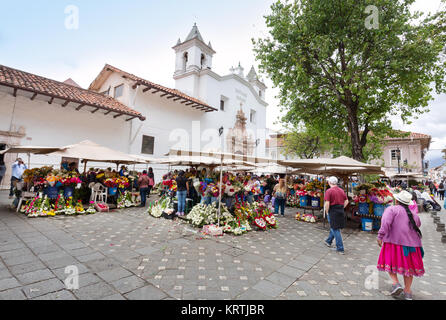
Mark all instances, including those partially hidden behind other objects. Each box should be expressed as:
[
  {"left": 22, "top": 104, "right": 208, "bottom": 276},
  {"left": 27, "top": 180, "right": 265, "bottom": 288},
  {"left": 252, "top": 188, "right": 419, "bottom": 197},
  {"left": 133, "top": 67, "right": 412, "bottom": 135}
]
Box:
[
  {"left": 311, "top": 197, "right": 320, "bottom": 208},
  {"left": 300, "top": 196, "right": 308, "bottom": 207},
  {"left": 64, "top": 187, "right": 74, "bottom": 198},
  {"left": 373, "top": 204, "right": 385, "bottom": 217},
  {"left": 358, "top": 202, "right": 370, "bottom": 215},
  {"left": 373, "top": 219, "right": 381, "bottom": 231},
  {"left": 108, "top": 187, "right": 117, "bottom": 196},
  {"left": 45, "top": 186, "right": 59, "bottom": 199},
  {"left": 361, "top": 218, "right": 373, "bottom": 232}
]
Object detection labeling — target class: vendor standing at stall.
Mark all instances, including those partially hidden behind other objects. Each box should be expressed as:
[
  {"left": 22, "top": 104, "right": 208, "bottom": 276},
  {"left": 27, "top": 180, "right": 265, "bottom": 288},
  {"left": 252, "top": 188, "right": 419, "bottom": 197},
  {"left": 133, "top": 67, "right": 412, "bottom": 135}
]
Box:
[
  {"left": 324, "top": 176, "right": 348, "bottom": 255},
  {"left": 273, "top": 177, "right": 287, "bottom": 216},
  {"left": 138, "top": 170, "right": 150, "bottom": 207},
  {"left": 176, "top": 170, "right": 189, "bottom": 216}
]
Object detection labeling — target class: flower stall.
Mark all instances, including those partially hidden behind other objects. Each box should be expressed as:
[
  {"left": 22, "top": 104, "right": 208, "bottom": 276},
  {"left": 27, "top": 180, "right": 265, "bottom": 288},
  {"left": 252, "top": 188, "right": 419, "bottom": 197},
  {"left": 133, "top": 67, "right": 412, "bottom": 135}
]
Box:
[
  {"left": 353, "top": 182, "right": 394, "bottom": 231},
  {"left": 20, "top": 194, "right": 97, "bottom": 218}
]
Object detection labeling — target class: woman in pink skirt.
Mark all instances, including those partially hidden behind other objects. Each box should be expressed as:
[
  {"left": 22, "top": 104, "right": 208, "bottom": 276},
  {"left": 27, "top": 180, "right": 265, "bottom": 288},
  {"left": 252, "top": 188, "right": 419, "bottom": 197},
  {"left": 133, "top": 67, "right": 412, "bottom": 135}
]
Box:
[{"left": 377, "top": 190, "right": 424, "bottom": 300}]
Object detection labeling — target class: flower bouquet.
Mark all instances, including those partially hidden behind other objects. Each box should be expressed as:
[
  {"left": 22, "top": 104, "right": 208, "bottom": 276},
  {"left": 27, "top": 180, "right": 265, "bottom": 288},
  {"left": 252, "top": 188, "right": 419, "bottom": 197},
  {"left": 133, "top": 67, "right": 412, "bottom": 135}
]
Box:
[
  {"left": 210, "top": 183, "right": 219, "bottom": 197},
  {"left": 104, "top": 178, "right": 118, "bottom": 188},
  {"left": 202, "top": 224, "right": 223, "bottom": 236},
  {"left": 253, "top": 216, "right": 267, "bottom": 230},
  {"left": 225, "top": 183, "right": 236, "bottom": 197},
  {"left": 116, "top": 177, "right": 130, "bottom": 189},
  {"left": 86, "top": 201, "right": 96, "bottom": 214},
  {"left": 75, "top": 200, "right": 85, "bottom": 214},
  {"left": 45, "top": 174, "right": 58, "bottom": 187},
  {"left": 61, "top": 176, "right": 82, "bottom": 188},
  {"left": 94, "top": 202, "right": 109, "bottom": 212},
  {"left": 65, "top": 197, "right": 76, "bottom": 215},
  {"left": 148, "top": 196, "right": 172, "bottom": 218},
  {"left": 54, "top": 193, "right": 66, "bottom": 215}
]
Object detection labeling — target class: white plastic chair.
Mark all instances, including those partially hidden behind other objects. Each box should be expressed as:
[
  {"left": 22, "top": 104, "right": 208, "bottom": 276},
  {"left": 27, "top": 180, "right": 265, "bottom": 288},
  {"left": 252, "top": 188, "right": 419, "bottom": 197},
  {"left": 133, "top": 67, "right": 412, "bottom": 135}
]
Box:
[{"left": 90, "top": 183, "right": 107, "bottom": 203}]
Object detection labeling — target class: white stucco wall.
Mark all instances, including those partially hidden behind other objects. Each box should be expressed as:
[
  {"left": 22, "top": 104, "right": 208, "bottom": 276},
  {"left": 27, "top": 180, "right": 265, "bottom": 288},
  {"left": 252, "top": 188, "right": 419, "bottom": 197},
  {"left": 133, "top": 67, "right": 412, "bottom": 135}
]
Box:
[{"left": 0, "top": 90, "right": 134, "bottom": 188}]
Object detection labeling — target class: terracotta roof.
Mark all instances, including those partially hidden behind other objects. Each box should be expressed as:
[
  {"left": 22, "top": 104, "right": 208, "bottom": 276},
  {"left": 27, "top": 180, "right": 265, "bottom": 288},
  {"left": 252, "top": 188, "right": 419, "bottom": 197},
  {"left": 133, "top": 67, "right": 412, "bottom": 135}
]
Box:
[
  {"left": 385, "top": 130, "right": 431, "bottom": 150},
  {"left": 63, "top": 78, "right": 81, "bottom": 88},
  {"left": 0, "top": 64, "right": 145, "bottom": 121},
  {"left": 385, "top": 131, "right": 431, "bottom": 140},
  {"left": 89, "top": 64, "right": 217, "bottom": 112}
]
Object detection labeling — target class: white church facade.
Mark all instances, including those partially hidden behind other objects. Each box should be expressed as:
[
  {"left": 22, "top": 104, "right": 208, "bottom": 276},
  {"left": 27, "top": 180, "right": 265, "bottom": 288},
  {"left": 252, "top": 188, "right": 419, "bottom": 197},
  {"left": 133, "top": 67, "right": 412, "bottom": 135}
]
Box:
[
  {"left": 89, "top": 24, "right": 268, "bottom": 159},
  {"left": 0, "top": 24, "right": 268, "bottom": 186}
]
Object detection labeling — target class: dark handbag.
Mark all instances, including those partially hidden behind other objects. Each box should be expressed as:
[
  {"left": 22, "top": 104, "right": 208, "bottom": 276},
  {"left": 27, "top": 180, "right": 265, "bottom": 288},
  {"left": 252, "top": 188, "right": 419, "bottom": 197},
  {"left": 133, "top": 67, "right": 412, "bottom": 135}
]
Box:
[{"left": 161, "top": 211, "right": 175, "bottom": 220}]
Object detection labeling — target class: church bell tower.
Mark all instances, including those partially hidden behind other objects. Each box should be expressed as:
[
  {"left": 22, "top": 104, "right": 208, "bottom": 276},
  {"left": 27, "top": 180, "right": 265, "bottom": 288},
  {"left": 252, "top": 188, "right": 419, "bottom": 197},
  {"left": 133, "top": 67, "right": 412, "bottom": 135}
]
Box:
[{"left": 172, "top": 23, "right": 216, "bottom": 97}]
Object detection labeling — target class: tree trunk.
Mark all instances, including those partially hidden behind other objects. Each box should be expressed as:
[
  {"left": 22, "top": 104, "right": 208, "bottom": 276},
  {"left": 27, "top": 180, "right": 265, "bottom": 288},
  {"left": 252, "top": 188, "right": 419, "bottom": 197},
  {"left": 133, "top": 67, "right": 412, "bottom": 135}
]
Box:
[{"left": 345, "top": 100, "right": 364, "bottom": 161}]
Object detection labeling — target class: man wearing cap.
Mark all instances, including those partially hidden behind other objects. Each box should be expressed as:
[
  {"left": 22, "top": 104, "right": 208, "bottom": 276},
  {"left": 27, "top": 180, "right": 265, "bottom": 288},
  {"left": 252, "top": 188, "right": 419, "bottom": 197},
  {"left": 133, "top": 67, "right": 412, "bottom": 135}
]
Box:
[
  {"left": 9, "top": 158, "right": 27, "bottom": 199},
  {"left": 324, "top": 176, "right": 349, "bottom": 254}
]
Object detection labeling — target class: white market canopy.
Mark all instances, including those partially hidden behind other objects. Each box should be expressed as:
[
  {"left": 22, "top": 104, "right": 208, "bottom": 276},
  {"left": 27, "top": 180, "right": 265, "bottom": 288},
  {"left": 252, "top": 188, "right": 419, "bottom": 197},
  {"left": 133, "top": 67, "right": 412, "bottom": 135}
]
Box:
[
  {"left": 253, "top": 163, "right": 296, "bottom": 175},
  {"left": 0, "top": 146, "right": 61, "bottom": 155},
  {"left": 45, "top": 140, "right": 145, "bottom": 165},
  {"left": 165, "top": 149, "right": 276, "bottom": 165},
  {"left": 294, "top": 165, "right": 385, "bottom": 176},
  {"left": 386, "top": 172, "right": 425, "bottom": 180},
  {"left": 279, "top": 156, "right": 382, "bottom": 171},
  {"left": 158, "top": 155, "right": 255, "bottom": 168},
  {"left": 128, "top": 154, "right": 163, "bottom": 164}
]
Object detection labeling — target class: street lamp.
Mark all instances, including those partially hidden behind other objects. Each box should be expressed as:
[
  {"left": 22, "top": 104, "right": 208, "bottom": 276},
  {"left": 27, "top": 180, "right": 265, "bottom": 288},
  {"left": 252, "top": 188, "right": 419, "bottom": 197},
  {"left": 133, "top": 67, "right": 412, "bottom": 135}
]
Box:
[{"left": 396, "top": 147, "right": 401, "bottom": 174}]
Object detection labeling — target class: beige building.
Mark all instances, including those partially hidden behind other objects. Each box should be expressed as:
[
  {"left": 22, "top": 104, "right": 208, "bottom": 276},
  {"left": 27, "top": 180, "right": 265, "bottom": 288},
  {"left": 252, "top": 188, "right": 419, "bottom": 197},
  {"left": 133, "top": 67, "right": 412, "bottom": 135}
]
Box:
[
  {"left": 266, "top": 131, "right": 431, "bottom": 174},
  {"left": 377, "top": 132, "right": 431, "bottom": 175}
]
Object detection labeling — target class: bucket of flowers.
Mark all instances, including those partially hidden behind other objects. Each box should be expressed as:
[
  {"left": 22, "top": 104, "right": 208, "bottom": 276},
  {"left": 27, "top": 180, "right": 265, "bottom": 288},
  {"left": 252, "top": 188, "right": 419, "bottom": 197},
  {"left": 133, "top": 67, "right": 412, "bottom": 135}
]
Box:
[
  {"left": 104, "top": 178, "right": 118, "bottom": 195},
  {"left": 64, "top": 197, "right": 76, "bottom": 215},
  {"left": 75, "top": 200, "right": 85, "bottom": 214},
  {"left": 61, "top": 176, "right": 82, "bottom": 198},
  {"left": 354, "top": 183, "right": 375, "bottom": 215}
]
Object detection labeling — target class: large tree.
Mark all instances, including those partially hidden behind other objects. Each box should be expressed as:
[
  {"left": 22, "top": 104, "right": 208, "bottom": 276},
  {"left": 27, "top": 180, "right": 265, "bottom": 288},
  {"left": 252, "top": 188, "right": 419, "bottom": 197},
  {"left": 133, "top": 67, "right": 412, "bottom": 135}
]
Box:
[{"left": 254, "top": 0, "right": 446, "bottom": 161}]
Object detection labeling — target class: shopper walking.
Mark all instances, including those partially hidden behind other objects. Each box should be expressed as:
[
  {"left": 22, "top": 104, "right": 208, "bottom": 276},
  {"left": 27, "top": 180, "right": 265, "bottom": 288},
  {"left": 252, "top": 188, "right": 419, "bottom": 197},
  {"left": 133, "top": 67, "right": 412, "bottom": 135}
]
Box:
[
  {"left": 9, "top": 158, "right": 27, "bottom": 198},
  {"left": 438, "top": 182, "right": 444, "bottom": 201},
  {"left": 138, "top": 170, "right": 150, "bottom": 207},
  {"left": 0, "top": 160, "right": 6, "bottom": 186},
  {"left": 176, "top": 170, "right": 189, "bottom": 216},
  {"left": 324, "top": 176, "right": 348, "bottom": 254},
  {"left": 273, "top": 178, "right": 287, "bottom": 216},
  {"left": 147, "top": 167, "right": 155, "bottom": 198},
  {"left": 376, "top": 190, "right": 424, "bottom": 300}
]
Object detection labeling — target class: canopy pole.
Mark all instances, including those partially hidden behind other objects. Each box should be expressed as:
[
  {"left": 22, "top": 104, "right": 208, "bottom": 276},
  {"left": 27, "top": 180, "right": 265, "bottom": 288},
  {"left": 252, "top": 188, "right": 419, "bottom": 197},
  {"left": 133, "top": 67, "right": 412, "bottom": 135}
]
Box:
[
  {"left": 323, "top": 164, "right": 327, "bottom": 229},
  {"left": 27, "top": 152, "right": 30, "bottom": 169},
  {"left": 217, "top": 156, "right": 223, "bottom": 227},
  {"left": 83, "top": 160, "right": 87, "bottom": 174}
]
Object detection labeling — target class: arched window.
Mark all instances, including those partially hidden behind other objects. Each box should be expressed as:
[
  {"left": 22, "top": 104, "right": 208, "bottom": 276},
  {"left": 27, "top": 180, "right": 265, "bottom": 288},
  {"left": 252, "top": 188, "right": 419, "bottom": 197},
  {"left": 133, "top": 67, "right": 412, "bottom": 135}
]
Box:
[
  {"left": 183, "top": 52, "right": 188, "bottom": 71},
  {"left": 201, "top": 54, "right": 206, "bottom": 69}
]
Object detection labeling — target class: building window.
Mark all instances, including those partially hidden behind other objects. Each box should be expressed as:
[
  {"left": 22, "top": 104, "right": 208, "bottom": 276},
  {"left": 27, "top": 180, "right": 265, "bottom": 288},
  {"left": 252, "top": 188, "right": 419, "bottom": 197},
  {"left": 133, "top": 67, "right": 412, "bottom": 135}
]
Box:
[
  {"left": 391, "top": 149, "right": 401, "bottom": 161},
  {"left": 220, "top": 96, "right": 228, "bottom": 112},
  {"left": 250, "top": 109, "right": 256, "bottom": 124},
  {"left": 141, "top": 135, "right": 155, "bottom": 155},
  {"left": 101, "top": 87, "right": 110, "bottom": 96},
  {"left": 114, "top": 84, "right": 124, "bottom": 98},
  {"left": 183, "top": 52, "right": 188, "bottom": 71},
  {"left": 201, "top": 54, "right": 206, "bottom": 69}
]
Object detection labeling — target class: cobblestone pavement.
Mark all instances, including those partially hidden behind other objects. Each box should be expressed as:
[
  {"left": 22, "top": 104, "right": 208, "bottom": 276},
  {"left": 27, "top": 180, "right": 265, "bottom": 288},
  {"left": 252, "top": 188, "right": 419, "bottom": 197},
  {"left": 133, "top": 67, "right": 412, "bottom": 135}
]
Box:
[{"left": 0, "top": 192, "right": 445, "bottom": 300}]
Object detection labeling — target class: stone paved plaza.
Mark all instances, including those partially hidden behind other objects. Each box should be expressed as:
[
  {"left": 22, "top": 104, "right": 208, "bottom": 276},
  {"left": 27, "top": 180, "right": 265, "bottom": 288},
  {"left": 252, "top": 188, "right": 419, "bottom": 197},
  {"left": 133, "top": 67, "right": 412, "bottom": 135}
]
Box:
[{"left": 0, "top": 191, "right": 445, "bottom": 300}]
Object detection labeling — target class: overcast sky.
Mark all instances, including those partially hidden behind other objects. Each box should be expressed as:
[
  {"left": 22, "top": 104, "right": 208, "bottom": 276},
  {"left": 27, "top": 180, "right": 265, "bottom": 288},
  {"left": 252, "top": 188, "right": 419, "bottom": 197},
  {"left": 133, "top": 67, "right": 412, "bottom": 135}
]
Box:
[{"left": 0, "top": 0, "right": 444, "bottom": 165}]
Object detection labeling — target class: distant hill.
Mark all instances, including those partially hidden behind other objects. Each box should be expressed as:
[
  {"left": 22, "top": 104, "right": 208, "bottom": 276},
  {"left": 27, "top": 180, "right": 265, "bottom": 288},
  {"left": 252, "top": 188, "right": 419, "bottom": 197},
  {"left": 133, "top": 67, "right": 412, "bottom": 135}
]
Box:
[{"left": 428, "top": 157, "right": 445, "bottom": 169}]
